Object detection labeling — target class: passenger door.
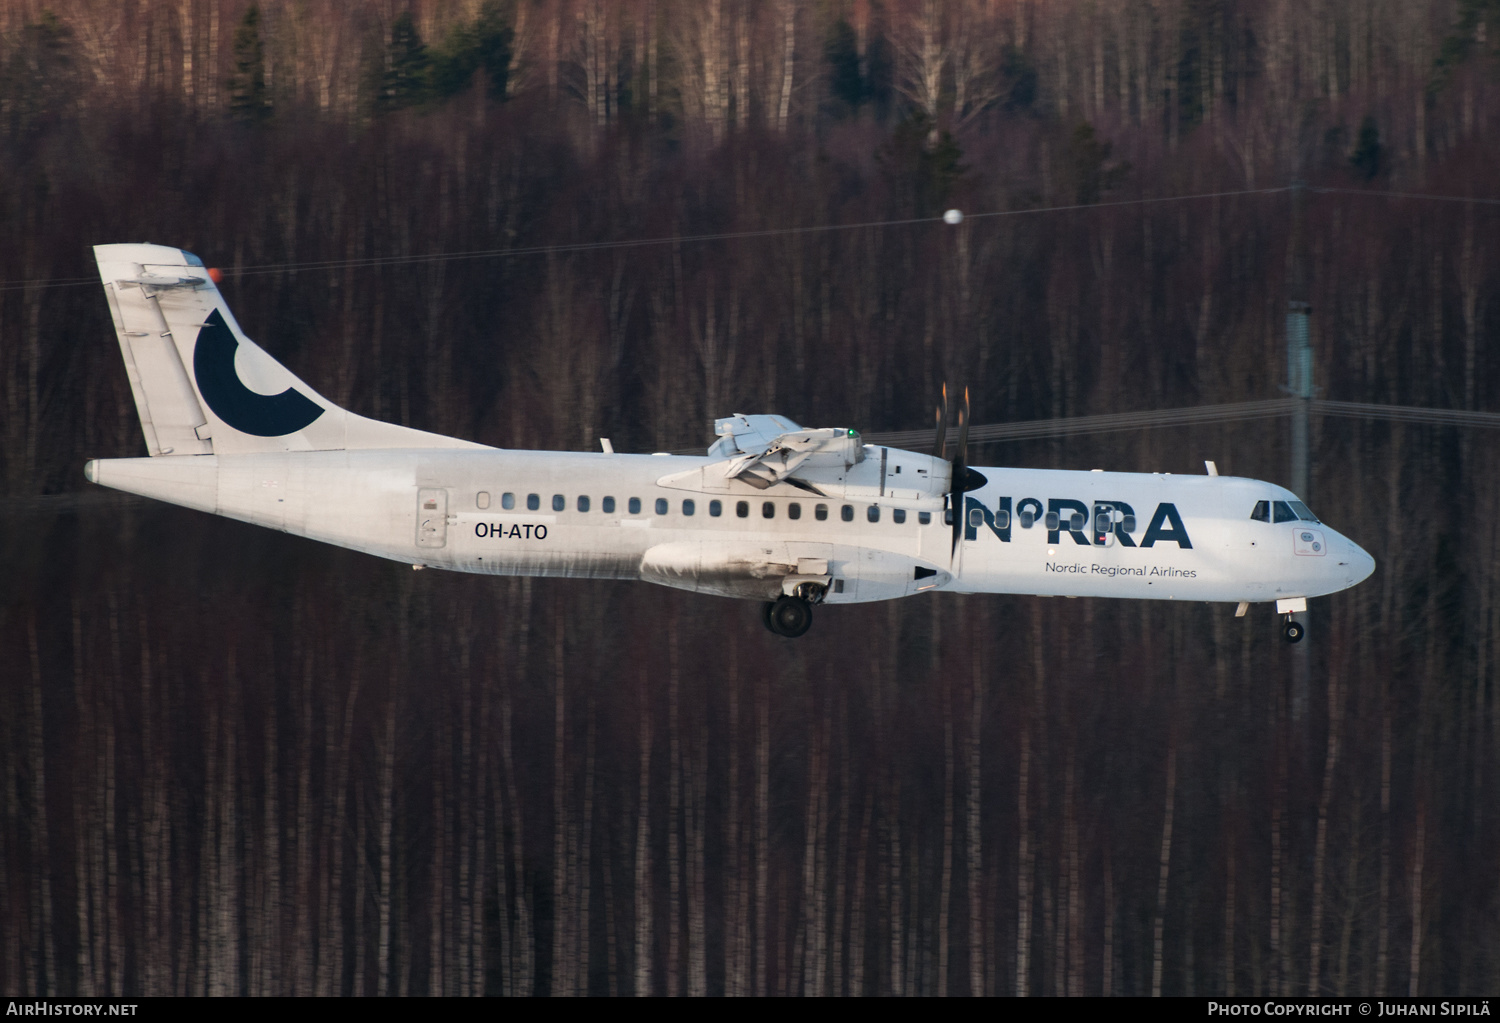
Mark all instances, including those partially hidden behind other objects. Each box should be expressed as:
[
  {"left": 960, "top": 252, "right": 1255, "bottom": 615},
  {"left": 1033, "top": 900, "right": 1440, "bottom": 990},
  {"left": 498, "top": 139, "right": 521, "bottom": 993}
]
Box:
[{"left": 416, "top": 488, "right": 448, "bottom": 548}]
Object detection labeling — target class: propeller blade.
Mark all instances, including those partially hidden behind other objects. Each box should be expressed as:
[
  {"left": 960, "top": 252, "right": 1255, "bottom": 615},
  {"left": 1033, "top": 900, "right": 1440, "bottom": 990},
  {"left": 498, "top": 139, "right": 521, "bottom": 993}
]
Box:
[
  {"left": 956, "top": 388, "right": 971, "bottom": 470},
  {"left": 932, "top": 383, "right": 948, "bottom": 459},
  {"left": 950, "top": 388, "right": 973, "bottom": 561}
]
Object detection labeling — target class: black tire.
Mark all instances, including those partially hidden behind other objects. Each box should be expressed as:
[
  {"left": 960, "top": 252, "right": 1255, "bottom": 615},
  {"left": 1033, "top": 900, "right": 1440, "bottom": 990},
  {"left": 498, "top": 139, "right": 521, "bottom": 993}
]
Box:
[
  {"left": 1284, "top": 620, "right": 1304, "bottom": 644},
  {"left": 761, "top": 601, "right": 776, "bottom": 633},
  {"left": 767, "top": 596, "right": 813, "bottom": 638}
]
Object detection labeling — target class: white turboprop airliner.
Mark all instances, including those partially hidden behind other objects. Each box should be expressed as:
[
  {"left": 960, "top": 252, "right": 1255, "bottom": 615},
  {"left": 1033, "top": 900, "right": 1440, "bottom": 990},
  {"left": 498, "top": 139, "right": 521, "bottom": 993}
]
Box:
[{"left": 84, "top": 244, "right": 1374, "bottom": 640}]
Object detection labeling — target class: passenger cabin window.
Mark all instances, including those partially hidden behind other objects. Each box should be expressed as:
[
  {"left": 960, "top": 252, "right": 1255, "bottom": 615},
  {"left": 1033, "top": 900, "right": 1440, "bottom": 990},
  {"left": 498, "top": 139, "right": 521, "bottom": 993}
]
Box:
[
  {"left": 629, "top": 497, "right": 642, "bottom": 515},
  {"left": 683, "top": 500, "right": 695, "bottom": 516},
  {"left": 841, "top": 505, "right": 855, "bottom": 522},
  {"left": 867, "top": 506, "right": 880, "bottom": 523},
  {"left": 502, "top": 492, "right": 516, "bottom": 510},
  {"left": 553, "top": 494, "right": 566, "bottom": 512},
  {"left": 1044, "top": 510, "right": 1060, "bottom": 531},
  {"left": 815, "top": 504, "right": 828, "bottom": 521},
  {"left": 762, "top": 502, "right": 775, "bottom": 519},
  {"left": 603, "top": 496, "right": 616, "bottom": 513},
  {"left": 788, "top": 503, "right": 801, "bottom": 520},
  {"left": 736, "top": 501, "right": 750, "bottom": 518},
  {"left": 709, "top": 500, "right": 722, "bottom": 517},
  {"left": 656, "top": 498, "right": 669, "bottom": 515},
  {"left": 527, "top": 494, "right": 540, "bottom": 511},
  {"left": 1250, "top": 500, "right": 1270, "bottom": 522},
  {"left": 918, "top": 511, "right": 932, "bottom": 525},
  {"left": 577, "top": 496, "right": 590, "bottom": 512},
  {"left": 893, "top": 508, "right": 907, "bottom": 524},
  {"left": 995, "top": 509, "right": 1010, "bottom": 529},
  {"left": 477, "top": 491, "right": 491, "bottom": 510},
  {"left": 968, "top": 507, "right": 984, "bottom": 528},
  {"left": 1273, "top": 500, "right": 1297, "bottom": 523}
]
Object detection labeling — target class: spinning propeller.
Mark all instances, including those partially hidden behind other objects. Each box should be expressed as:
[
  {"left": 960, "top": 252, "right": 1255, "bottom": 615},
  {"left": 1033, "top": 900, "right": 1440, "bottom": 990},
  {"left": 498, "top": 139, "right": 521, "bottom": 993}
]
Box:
[{"left": 934, "top": 385, "right": 984, "bottom": 562}]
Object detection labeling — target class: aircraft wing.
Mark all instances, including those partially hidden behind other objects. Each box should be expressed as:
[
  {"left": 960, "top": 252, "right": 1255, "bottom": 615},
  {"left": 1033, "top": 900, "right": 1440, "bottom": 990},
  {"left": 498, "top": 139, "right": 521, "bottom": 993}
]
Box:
[{"left": 705, "top": 414, "right": 865, "bottom": 492}]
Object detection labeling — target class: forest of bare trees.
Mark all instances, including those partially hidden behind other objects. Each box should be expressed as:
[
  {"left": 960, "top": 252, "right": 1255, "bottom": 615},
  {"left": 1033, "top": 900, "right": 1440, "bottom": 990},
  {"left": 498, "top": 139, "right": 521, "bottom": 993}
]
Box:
[{"left": 2, "top": 0, "right": 1499, "bottom": 997}]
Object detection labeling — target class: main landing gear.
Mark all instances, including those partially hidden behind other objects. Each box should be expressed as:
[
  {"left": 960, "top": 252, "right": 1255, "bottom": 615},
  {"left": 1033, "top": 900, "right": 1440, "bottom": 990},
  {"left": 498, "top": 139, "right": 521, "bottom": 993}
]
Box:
[
  {"left": 1282, "top": 617, "right": 1304, "bottom": 644},
  {"left": 762, "top": 596, "right": 813, "bottom": 638}
]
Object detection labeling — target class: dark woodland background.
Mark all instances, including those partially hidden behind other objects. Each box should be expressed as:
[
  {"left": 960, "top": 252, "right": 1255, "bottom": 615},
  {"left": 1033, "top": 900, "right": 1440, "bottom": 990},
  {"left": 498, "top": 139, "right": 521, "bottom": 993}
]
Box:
[{"left": 3, "top": 0, "right": 1500, "bottom": 997}]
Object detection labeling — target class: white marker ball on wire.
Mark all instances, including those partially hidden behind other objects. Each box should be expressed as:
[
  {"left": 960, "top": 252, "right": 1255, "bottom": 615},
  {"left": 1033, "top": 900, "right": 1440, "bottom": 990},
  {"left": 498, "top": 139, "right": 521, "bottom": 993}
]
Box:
[{"left": 943, "top": 209, "right": 963, "bottom": 225}]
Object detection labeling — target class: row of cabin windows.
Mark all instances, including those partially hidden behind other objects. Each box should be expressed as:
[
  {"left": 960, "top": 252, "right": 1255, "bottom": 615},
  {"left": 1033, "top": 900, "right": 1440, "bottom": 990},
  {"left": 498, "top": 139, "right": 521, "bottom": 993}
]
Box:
[{"left": 473, "top": 491, "right": 933, "bottom": 525}]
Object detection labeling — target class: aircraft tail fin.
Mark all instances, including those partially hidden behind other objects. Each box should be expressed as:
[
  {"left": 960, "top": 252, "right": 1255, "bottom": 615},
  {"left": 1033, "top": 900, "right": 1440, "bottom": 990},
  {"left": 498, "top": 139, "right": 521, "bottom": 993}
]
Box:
[{"left": 94, "top": 243, "right": 485, "bottom": 456}]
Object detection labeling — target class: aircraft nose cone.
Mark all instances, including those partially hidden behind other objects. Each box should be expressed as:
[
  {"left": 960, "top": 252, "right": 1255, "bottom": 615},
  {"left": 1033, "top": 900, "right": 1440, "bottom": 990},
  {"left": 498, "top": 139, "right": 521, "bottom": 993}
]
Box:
[{"left": 1348, "top": 540, "right": 1376, "bottom": 585}]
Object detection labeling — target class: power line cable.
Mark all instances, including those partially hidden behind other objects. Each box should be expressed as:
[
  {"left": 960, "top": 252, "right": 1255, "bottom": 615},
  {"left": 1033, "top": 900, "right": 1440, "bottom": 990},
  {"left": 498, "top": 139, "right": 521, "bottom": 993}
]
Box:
[
  {"left": 0, "top": 186, "right": 1291, "bottom": 292},
  {"left": 7, "top": 183, "right": 1497, "bottom": 292},
  {"left": 864, "top": 399, "right": 1500, "bottom": 451},
  {"left": 1311, "top": 186, "right": 1500, "bottom": 206}
]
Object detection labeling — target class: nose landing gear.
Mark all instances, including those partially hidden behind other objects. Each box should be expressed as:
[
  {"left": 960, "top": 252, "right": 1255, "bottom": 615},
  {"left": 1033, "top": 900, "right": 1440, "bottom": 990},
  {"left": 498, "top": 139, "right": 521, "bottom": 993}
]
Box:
[{"left": 1282, "top": 617, "right": 1304, "bottom": 643}]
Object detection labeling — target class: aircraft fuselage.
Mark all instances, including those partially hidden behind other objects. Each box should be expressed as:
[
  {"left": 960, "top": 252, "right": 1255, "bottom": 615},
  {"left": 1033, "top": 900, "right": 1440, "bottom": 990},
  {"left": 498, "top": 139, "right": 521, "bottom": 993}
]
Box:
[{"left": 86, "top": 447, "right": 1375, "bottom": 607}]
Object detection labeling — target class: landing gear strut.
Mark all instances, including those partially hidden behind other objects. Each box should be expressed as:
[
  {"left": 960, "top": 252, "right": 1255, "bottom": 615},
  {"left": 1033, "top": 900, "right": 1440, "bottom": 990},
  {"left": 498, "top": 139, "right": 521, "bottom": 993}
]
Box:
[
  {"left": 763, "top": 596, "right": 813, "bottom": 638},
  {"left": 1282, "top": 617, "right": 1304, "bottom": 644}
]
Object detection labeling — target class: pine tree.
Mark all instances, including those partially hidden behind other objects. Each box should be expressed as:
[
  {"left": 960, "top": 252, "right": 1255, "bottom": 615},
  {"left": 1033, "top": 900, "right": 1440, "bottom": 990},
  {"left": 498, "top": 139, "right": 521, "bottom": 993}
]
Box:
[
  {"left": 227, "top": 4, "right": 268, "bottom": 123},
  {"left": 1350, "top": 116, "right": 1382, "bottom": 180},
  {"left": 379, "top": 11, "right": 430, "bottom": 112}
]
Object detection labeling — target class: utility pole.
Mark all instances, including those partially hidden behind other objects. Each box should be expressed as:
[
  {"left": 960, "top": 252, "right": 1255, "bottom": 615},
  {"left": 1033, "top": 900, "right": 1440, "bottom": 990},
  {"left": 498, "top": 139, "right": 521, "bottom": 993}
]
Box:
[
  {"left": 1288, "top": 182, "right": 1313, "bottom": 500},
  {"left": 1287, "top": 180, "right": 1312, "bottom": 724}
]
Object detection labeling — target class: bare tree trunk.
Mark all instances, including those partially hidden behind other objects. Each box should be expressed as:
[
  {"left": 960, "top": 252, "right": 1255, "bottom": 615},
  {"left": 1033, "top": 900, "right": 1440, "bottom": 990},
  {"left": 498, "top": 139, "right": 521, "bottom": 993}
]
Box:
[
  {"left": 551, "top": 616, "right": 570, "bottom": 995},
  {"left": 1225, "top": 846, "right": 1236, "bottom": 995},
  {"left": 850, "top": 791, "right": 872, "bottom": 996},
  {"left": 76, "top": 607, "right": 102, "bottom": 995},
  {"left": 1309, "top": 672, "right": 1345, "bottom": 993},
  {"left": 502, "top": 690, "right": 533, "bottom": 992},
  {"left": 755, "top": 671, "right": 769, "bottom": 995},
  {"left": 376, "top": 691, "right": 396, "bottom": 996},
  {"left": 1408, "top": 803, "right": 1426, "bottom": 995},
  {"left": 633, "top": 669, "right": 653, "bottom": 997},
  {"left": 1151, "top": 736, "right": 1178, "bottom": 997},
  {"left": 667, "top": 618, "right": 681, "bottom": 995},
  {"left": 1065, "top": 755, "right": 1081, "bottom": 997},
  {"left": 26, "top": 614, "right": 54, "bottom": 995},
  {"left": 578, "top": 701, "right": 598, "bottom": 996},
  {"left": 796, "top": 704, "right": 824, "bottom": 994},
  {"left": 1014, "top": 717, "right": 1033, "bottom": 997},
  {"left": 1271, "top": 701, "right": 1287, "bottom": 995},
  {"left": 725, "top": 649, "right": 742, "bottom": 996},
  {"left": 887, "top": 773, "right": 903, "bottom": 995},
  {"left": 261, "top": 692, "right": 281, "bottom": 995},
  {"left": 430, "top": 733, "right": 446, "bottom": 995},
  {"left": 968, "top": 655, "right": 983, "bottom": 996},
  {"left": 1103, "top": 851, "right": 1114, "bottom": 996},
  {"left": 645, "top": 0, "right": 657, "bottom": 121},
  {"left": 830, "top": 697, "right": 849, "bottom": 996},
  {"left": 937, "top": 686, "right": 954, "bottom": 996},
  {"left": 776, "top": 0, "right": 796, "bottom": 132},
  {"left": 688, "top": 702, "right": 707, "bottom": 997}
]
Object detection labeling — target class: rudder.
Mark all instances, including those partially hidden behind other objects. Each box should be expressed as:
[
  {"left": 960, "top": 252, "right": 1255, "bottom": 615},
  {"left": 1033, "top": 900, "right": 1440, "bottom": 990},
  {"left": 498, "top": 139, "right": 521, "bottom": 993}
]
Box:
[{"left": 94, "top": 243, "right": 485, "bottom": 455}]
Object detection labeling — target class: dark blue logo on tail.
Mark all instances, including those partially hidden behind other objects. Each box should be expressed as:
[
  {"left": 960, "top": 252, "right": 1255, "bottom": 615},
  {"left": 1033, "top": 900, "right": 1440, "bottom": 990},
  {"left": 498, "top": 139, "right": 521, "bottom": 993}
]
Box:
[{"left": 192, "top": 309, "right": 324, "bottom": 436}]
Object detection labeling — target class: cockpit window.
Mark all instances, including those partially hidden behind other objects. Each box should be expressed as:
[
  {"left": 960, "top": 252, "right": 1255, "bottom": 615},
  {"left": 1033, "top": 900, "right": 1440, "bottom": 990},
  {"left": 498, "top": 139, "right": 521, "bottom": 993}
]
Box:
[
  {"left": 1272, "top": 500, "right": 1297, "bottom": 523},
  {"left": 1250, "top": 500, "right": 1270, "bottom": 522},
  {"left": 1287, "top": 501, "right": 1319, "bottom": 522}
]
